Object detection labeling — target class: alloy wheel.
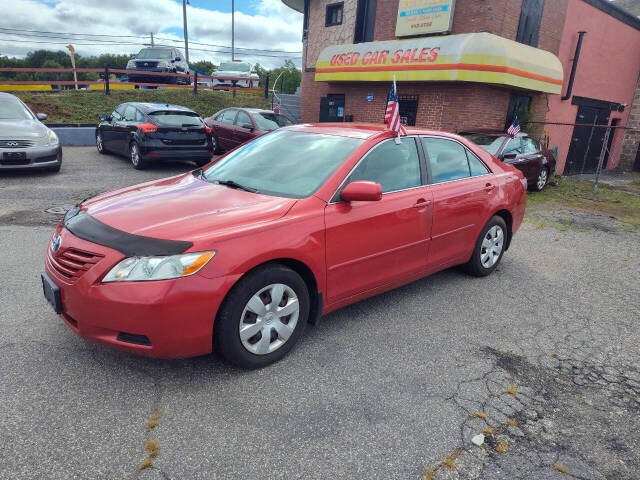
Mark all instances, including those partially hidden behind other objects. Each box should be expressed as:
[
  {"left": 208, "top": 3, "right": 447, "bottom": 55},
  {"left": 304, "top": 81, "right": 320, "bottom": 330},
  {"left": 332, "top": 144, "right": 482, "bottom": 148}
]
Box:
[
  {"left": 480, "top": 225, "right": 504, "bottom": 268},
  {"left": 239, "top": 283, "right": 300, "bottom": 355},
  {"left": 96, "top": 134, "right": 103, "bottom": 152},
  {"left": 537, "top": 168, "right": 548, "bottom": 190},
  {"left": 130, "top": 143, "right": 140, "bottom": 167}
]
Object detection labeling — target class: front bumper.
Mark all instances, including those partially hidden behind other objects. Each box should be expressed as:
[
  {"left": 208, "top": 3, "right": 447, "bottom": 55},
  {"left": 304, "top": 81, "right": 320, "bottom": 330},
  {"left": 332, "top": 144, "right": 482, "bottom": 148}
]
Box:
[
  {"left": 128, "top": 70, "right": 174, "bottom": 83},
  {"left": 43, "top": 225, "right": 233, "bottom": 358},
  {"left": 0, "top": 145, "right": 61, "bottom": 170}
]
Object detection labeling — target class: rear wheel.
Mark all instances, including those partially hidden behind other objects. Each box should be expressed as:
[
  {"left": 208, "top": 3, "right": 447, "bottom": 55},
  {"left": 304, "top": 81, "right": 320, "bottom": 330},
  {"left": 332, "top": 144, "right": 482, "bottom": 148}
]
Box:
[
  {"left": 129, "top": 142, "right": 146, "bottom": 170},
  {"left": 214, "top": 264, "right": 309, "bottom": 369},
  {"left": 464, "top": 216, "right": 507, "bottom": 277},
  {"left": 211, "top": 135, "right": 221, "bottom": 154}
]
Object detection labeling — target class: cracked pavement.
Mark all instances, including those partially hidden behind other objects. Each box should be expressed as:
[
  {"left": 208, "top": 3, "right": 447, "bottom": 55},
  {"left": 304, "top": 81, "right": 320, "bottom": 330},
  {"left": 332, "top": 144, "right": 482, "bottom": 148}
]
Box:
[{"left": 1, "top": 147, "right": 639, "bottom": 479}]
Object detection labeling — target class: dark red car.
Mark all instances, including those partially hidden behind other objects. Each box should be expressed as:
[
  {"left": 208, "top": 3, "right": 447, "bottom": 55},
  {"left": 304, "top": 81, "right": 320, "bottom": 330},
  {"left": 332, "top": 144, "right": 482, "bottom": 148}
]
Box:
[
  {"left": 204, "top": 107, "right": 293, "bottom": 153},
  {"left": 42, "top": 124, "right": 527, "bottom": 368},
  {"left": 460, "top": 130, "right": 556, "bottom": 191}
]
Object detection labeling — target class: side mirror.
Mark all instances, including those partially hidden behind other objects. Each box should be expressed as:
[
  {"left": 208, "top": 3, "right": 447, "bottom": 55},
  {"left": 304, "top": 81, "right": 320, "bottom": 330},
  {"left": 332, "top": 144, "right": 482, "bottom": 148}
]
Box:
[
  {"left": 502, "top": 152, "right": 517, "bottom": 161},
  {"left": 341, "top": 181, "right": 382, "bottom": 202},
  {"left": 241, "top": 123, "right": 254, "bottom": 131},
  {"left": 36, "top": 113, "right": 48, "bottom": 121},
  {"left": 175, "top": 57, "right": 181, "bottom": 62},
  {"left": 99, "top": 114, "right": 109, "bottom": 122}
]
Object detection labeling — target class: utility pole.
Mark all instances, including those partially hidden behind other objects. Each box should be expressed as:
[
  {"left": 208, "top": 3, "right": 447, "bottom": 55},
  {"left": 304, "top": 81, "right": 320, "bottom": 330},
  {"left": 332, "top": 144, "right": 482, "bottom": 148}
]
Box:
[
  {"left": 150, "top": 32, "right": 154, "bottom": 47},
  {"left": 232, "top": 0, "right": 235, "bottom": 61},
  {"left": 65, "top": 44, "right": 78, "bottom": 90},
  {"left": 183, "top": 0, "right": 190, "bottom": 64}
]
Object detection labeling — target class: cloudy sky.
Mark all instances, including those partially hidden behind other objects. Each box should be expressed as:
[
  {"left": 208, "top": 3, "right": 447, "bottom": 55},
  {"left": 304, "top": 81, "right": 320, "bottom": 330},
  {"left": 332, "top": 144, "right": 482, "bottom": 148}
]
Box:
[{"left": 0, "top": 0, "right": 304, "bottom": 68}]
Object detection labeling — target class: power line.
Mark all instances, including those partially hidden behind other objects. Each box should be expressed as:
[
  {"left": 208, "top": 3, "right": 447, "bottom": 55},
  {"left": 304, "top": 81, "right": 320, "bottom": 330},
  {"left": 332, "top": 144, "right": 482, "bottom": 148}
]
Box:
[{"left": 0, "top": 27, "right": 302, "bottom": 55}]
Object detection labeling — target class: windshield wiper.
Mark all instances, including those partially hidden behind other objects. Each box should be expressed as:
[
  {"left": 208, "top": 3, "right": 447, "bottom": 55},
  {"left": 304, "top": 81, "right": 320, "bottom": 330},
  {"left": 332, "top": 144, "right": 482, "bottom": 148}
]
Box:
[{"left": 212, "top": 179, "right": 258, "bottom": 193}]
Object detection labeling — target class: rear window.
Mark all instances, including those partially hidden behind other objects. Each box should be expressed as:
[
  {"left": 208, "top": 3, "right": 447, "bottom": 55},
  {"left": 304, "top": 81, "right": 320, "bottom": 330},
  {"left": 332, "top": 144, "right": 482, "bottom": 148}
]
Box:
[
  {"left": 461, "top": 134, "right": 506, "bottom": 155},
  {"left": 253, "top": 113, "right": 293, "bottom": 130},
  {"left": 149, "top": 111, "right": 202, "bottom": 127}
]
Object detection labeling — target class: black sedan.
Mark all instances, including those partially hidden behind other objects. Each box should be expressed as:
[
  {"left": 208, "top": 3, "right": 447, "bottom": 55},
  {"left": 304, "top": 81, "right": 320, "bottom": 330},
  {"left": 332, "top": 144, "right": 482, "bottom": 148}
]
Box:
[
  {"left": 96, "top": 103, "right": 213, "bottom": 169},
  {"left": 460, "top": 130, "right": 556, "bottom": 191}
]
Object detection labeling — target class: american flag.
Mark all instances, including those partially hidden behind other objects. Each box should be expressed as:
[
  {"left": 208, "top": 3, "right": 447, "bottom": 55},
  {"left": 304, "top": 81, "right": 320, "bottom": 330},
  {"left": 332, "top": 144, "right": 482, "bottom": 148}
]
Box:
[
  {"left": 507, "top": 116, "right": 520, "bottom": 137},
  {"left": 384, "top": 78, "right": 407, "bottom": 137}
]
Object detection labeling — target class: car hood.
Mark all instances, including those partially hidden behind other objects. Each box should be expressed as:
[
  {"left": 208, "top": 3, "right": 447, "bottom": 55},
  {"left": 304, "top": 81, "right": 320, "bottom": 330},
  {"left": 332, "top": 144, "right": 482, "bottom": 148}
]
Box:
[
  {"left": 213, "top": 70, "right": 256, "bottom": 78},
  {"left": 80, "top": 173, "right": 296, "bottom": 243},
  {"left": 0, "top": 119, "right": 48, "bottom": 139}
]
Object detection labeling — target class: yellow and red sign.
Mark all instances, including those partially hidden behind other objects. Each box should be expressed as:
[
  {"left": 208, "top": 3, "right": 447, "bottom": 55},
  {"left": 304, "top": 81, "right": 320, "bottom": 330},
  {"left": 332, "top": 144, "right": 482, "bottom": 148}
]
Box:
[
  {"left": 396, "top": 0, "right": 455, "bottom": 37},
  {"left": 314, "top": 32, "right": 564, "bottom": 94}
]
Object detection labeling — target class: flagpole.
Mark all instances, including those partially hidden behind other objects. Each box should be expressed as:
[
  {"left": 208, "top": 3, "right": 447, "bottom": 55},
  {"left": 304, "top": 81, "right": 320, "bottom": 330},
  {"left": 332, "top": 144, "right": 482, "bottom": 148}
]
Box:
[{"left": 393, "top": 75, "right": 401, "bottom": 144}]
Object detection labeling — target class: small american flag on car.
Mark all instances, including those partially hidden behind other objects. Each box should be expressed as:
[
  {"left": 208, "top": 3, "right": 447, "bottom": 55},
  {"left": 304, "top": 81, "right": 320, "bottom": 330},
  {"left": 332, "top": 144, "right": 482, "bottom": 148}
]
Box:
[
  {"left": 507, "top": 116, "right": 521, "bottom": 137},
  {"left": 384, "top": 77, "right": 407, "bottom": 138}
]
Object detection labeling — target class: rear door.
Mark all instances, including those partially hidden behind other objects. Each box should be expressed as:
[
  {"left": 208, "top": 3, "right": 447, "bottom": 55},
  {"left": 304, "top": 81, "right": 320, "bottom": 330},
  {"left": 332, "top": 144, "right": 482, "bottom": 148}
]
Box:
[
  {"left": 232, "top": 110, "right": 256, "bottom": 147},
  {"left": 518, "top": 136, "right": 544, "bottom": 182},
  {"left": 422, "top": 136, "right": 495, "bottom": 268},
  {"left": 324, "top": 137, "right": 432, "bottom": 302},
  {"left": 216, "top": 109, "right": 238, "bottom": 150},
  {"left": 101, "top": 105, "right": 125, "bottom": 152},
  {"left": 113, "top": 104, "right": 139, "bottom": 154}
]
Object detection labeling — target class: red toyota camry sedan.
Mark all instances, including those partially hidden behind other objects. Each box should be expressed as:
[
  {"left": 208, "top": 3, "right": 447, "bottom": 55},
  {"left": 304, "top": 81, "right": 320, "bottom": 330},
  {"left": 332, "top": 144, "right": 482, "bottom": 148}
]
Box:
[{"left": 42, "top": 124, "right": 527, "bottom": 368}]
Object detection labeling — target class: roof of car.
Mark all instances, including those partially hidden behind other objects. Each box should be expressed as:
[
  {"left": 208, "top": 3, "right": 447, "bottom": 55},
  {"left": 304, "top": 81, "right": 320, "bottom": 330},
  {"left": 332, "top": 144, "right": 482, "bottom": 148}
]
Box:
[
  {"left": 126, "top": 103, "right": 195, "bottom": 114},
  {"left": 284, "top": 123, "right": 463, "bottom": 140},
  {"left": 459, "top": 129, "right": 527, "bottom": 137}
]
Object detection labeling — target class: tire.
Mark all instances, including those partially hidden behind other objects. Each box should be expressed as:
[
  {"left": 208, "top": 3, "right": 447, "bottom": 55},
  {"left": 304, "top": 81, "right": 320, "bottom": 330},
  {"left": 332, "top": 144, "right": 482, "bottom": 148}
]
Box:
[
  {"left": 531, "top": 167, "right": 549, "bottom": 192},
  {"left": 464, "top": 215, "right": 508, "bottom": 277},
  {"left": 214, "top": 264, "right": 309, "bottom": 369},
  {"left": 129, "top": 142, "right": 146, "bottom": 170},
  {"left": 96, "top": 132, "right": 107, "bottom": 154},
  {"left": 211, "top": 134, "right": 221, "bottom": 154}
]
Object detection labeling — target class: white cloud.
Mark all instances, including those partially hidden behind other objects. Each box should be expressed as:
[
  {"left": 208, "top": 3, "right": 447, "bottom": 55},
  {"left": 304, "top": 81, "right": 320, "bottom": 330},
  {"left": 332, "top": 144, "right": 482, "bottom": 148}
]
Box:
[{"left": 0, "top": 0, "right": 303, "bottom": 68}]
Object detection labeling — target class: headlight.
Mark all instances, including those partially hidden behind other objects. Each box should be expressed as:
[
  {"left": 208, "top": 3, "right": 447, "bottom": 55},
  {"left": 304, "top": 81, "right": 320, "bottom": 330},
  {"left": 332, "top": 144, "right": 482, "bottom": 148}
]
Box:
[
  {"left": 102, "top": 251, "right": 215, "bottom": 282},
  {"left": 126, "top": 60, "right": 135, "bottom": 69},
  {"left": 44, "top": 129, "right": 59, "bottom": 147}
]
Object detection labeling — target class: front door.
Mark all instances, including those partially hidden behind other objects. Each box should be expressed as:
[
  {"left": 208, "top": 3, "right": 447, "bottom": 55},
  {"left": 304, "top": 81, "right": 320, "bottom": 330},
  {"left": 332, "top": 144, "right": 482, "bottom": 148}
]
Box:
[
  {"left": 319, "top": 94, "right": 345, "bottom": 122},
  {"left": 565, "top": 105, "right": 610, "bottom": 174},
  {"left": 232, "top": 110, "right": 256, "bottom": 147},
  {"left": 422, "top": 136, "right": 494, "bottom": 268},
  {"left": 324, "top": 137, "right": 432, "bottom": 302}
]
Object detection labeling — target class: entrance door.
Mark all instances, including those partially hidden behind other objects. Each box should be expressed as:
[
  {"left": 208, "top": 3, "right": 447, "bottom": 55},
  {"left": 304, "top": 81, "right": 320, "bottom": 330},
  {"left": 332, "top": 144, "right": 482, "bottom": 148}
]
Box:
[
  {"left": 319, "top": 94, "right": 345, "bottom": 122},
  {"left": 565, "top": 105, "right": 610, "bottom": 174}
]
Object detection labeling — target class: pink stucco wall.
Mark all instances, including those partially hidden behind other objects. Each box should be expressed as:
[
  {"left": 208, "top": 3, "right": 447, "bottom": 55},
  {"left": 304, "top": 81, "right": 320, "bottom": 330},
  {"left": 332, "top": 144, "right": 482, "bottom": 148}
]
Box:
[{"left": 546, "top": 0, "right": 640, "bottom": 173}]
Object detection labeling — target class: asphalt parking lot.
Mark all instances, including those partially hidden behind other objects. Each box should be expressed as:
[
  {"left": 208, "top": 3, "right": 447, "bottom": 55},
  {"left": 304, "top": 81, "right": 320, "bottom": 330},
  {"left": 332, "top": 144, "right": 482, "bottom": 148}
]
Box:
[{"left": 1, "top": 147, "right": 639, "bottom": 480}]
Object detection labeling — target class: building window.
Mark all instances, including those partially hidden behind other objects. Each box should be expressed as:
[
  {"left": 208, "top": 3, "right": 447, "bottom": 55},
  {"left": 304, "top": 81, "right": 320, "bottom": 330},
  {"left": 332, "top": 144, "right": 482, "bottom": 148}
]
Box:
[
  {"left": 398, "top": 95, "right": 419, "bottom": 127},
  {"left": 505, "top": 93, "right": 531, "bottom": 131},
  {"left": 354, "top": 0, "right": 377, "bottom": 43},
  {"left": 516, "top": 0, "right": 545, "bottom": 47},
  {"left": 326, "top": 2, "right": 343, "bottom": 27}
]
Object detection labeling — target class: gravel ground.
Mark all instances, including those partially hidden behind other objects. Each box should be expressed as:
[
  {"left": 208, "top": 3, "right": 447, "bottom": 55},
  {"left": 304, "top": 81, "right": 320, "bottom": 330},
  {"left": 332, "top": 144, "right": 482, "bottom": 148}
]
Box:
[{"left": 1, "top": 147, "right": 639, "bottom": 480}]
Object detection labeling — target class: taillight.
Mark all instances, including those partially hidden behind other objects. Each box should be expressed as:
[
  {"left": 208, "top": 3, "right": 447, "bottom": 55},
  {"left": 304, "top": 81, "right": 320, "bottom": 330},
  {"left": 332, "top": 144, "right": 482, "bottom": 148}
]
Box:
[
  {"left": 205, "top": 125, "right": 212, "bottom": 135},
  {"left": 137, "top": 122, "right": 158, "bottom": 134}
]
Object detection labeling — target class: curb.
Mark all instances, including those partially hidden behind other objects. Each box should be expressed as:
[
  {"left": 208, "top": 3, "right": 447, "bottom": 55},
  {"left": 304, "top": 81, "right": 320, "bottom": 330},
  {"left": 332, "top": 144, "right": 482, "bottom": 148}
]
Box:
[{"left": 51, "top": 127, "right": 96, "bottom": 146}]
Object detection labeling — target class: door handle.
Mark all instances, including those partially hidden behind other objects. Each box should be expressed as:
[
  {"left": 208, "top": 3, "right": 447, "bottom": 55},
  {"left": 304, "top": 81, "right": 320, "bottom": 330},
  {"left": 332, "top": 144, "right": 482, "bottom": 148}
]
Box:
[
  {"left": 412, "top": 198, "right": 431, "bottom": 208},
  {"left": 485, "top": 183, "right": 496, "bottom": 192}
]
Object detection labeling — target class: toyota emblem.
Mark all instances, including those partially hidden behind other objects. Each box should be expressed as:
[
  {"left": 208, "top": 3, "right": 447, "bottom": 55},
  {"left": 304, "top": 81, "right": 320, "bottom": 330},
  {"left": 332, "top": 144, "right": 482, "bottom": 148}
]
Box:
[
  {"left": 7, "top": 141, "right": 19, "bottom": 147},
  {"left": 51, "top": 235, "right": 62, "bottom": 253}
]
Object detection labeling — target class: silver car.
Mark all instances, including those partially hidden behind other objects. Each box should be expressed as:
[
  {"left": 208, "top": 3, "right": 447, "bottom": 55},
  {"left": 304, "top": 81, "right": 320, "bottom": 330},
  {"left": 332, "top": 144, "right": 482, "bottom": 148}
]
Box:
[{"left": 0, "top": 92, "right": 62, "bottom": 172}]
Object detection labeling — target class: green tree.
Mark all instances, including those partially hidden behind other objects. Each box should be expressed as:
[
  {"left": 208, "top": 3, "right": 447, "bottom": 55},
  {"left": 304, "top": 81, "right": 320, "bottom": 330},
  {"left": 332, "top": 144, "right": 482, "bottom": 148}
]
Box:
[
  {"left": 191, "top": 60, "right": 217, "bottom": 74},
  {"left": 268, "top": 59, "right": 301, "bottom": 94}
]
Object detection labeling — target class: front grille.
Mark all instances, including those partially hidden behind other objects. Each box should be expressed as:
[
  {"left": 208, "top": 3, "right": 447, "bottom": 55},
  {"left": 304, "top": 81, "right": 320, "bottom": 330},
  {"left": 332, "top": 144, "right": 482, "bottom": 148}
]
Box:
[
  {"left": 0, "top": 139, "right": 34, "bottom": 148},
  {"left": 135, "top": 61, "right": 159, "bottom": 69},
  {"left": 1, "top": 157, "right": 30, "bottom": 165},
  {"left": 48, "top": 247, "right": 104, "bottom": 281},
  {"left": 117, "top": 332, "right": 152, "bottom": 346}
]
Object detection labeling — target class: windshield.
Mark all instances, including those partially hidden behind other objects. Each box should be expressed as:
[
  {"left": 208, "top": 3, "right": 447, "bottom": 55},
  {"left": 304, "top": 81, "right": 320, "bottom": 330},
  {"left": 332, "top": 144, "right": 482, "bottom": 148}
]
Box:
[
  {"left": 203, "top": 130, "right": 363, "bottom": 198},
  {"left": 136, "top": 48, "right": 173, "bottom": 59},
  {"left": 0, "top": 98, "right": 34, "bottom": 120},
  {"left": 253, "top": 113, "right": 293, "bottom": 130},
  {"left": 219, "top": 62, "right": 250, "bottom": 72},
  {"left": 461, "top": 134, "right": 506, "bottom": 155},
  {"left": 150, "top": 111, "right": 201, "bottom": 127}
]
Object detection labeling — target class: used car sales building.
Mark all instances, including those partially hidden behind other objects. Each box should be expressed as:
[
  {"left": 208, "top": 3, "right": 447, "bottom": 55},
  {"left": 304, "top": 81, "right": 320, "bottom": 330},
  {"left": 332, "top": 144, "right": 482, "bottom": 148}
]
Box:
[{"left": 282, "top": 0, "right": 640, "bottom": 174}]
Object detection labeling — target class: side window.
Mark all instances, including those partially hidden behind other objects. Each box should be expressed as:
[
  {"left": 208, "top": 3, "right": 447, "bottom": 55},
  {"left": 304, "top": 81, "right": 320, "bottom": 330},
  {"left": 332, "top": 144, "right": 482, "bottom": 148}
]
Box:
[
  {"left": 423, "top": 137, "right": 470, "bottom": 183},
  {"left": 467, "top": 150, "right": 490, "bottom": 176},
  {"left": 122, "top": 105, "right": 137, "bottom": 122},
  {"left": 522, "top": 137, "right": 540, "bottom": 154},
  {"left": 235, "top": 111, "right": 252, "bottom": 127},
  {"left": 345, "top": 138, "right": 421, "bottom": 194},
  {"left": 221, "top": 109, "right": 237, "bottom": 124},
  {"left": 134, "top": 109, "right": 146, "bottom": 122},
  {"left": 502, "top": 137, "right": 523, "bottom": 155},
  {"left": 112, "top": 106, "right": 125, "bottom": 121}
]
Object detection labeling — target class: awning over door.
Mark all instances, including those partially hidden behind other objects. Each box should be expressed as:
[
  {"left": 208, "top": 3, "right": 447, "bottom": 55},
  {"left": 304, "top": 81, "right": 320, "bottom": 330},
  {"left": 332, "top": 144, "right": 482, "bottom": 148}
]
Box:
[{"left": 314, "top": 32, "right": 564, "bottom": 94}]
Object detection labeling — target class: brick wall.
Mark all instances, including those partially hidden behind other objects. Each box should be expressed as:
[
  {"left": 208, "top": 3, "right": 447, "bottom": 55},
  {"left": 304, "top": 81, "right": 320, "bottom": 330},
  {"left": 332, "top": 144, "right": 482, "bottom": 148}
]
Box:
[
  {"left": 618, "top": 76, "right": 640, "bottom": 171},
  {"left": 305, "top": 0, "right": 359, "bottom": 69}
]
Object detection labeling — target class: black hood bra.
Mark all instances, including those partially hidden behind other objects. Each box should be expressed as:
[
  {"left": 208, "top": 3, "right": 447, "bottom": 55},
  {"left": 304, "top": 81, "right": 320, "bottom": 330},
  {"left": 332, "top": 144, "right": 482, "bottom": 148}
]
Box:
[{"left": 63, "top": 208, "right": 193, "bottom": 257}]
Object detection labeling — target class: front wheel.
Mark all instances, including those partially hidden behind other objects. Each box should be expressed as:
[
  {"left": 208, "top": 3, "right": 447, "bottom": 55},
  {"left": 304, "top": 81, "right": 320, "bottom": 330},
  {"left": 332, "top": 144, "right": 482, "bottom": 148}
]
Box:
[
  {"left": 532, "top": 167, "right": 549, "bottom": 192},
  {"left": 96, "top": 132, "right": 106, "bottom": 154},
  {"left": 214, "top": 264, "right": 309, "bottom": 369},
  {"left": 464, "top": 216, "right": 507, "bottom": 277},
  {"left": 129, "top": 142, "right": 146, "bottom": 170}
]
